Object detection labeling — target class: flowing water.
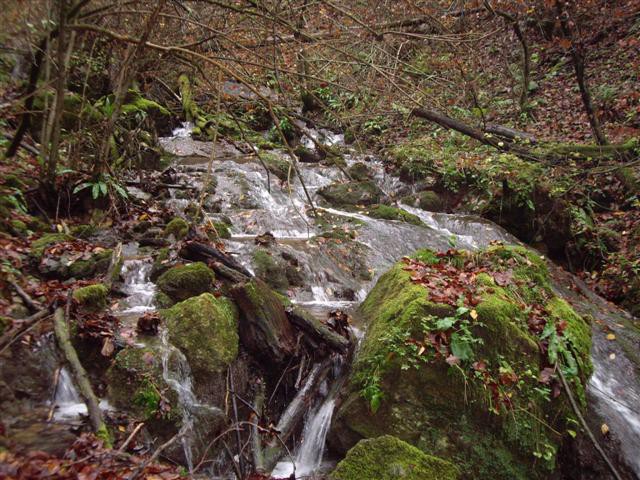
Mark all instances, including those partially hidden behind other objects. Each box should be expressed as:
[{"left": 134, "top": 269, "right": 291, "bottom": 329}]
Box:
[{"left": 44, "top": 125, "right": 640, "bottom": 478}]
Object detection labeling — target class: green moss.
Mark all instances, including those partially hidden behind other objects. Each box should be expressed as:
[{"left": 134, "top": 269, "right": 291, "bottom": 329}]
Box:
[
  {"left": 156, "top": 262, "right": 215, "bottom": 304},
  {"left": 70, "top": 224, "right": 97, "bottom": 239},
  {"left": 331, "top": 435, "right": 458, "bottom": 480},
  {"left": 318, "top": 181, "right": 383, "bottom": 207},
  {"left": 9, "top": 220, "right": 28, "bottom": 236},
  {"left": 68, "top": 249, "right": 113, "bottom": 279},
  {"left": 402, "top": 191, "right": 445, "bottom": 212},
  {"left": 164, "top": 217, "right": 189, "bottom": 240},
  {"left": 107, "top": 346, "right": 173, "bottom": 420},
  {"left": 365, "top": 204, "right": 424, "bottom": 226},
  {"left": 31, "top": 233, "right": 74, "bottom": 258},
  {"left": 333, "top": 245, "right": 592, "bottom": 479},
  {"left": 347, "top": 162, "right": 371, "bottom": 181},
  {"left": 73, "top": 284, "right": 108, "bottom": 312},
  {"left": 161, "top": 293, "right": 239, "bottom": 374},
  {"left": 259, "top": 151, "right": 297, "bottom": 181},
  {"left": 211, "top": 221, "right": 231, "bottom": 239},
  {"left": 253, "top": 249, "right": 289, "bottom": 292}
]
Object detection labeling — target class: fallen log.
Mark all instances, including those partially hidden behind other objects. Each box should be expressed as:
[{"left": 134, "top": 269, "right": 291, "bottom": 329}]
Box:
[
  {"left": 53, "top": 306, "right": 111, "bottom": 446},
  {"left": 484, "top": 124, "right": 537, "bottom": 144},
  {"left": 180, "top": 241, "right": 252, "bottom": 278},
  {"left": 211, "top": 261, "right": 250, "bottom": 284},
  {"left": 286, "top": 305, "right": 350, "bottom": 354}
]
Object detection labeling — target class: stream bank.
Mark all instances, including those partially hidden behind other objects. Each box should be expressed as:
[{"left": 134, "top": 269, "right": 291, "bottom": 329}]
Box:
[{"left": 1, "top": 121, "right": 639, "bottom": 480}]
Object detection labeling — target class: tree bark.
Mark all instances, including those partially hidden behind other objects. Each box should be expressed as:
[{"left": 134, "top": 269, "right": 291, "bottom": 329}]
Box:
[
  {"left": 286, "top": 305, "right": 350, "bottom": 354},
  {"left": 180, "top": 241, "right": 253, "bottom": 277}
]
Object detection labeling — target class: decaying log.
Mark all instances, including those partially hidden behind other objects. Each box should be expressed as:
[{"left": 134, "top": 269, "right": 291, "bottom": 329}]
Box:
[
  {"left": 286, "top": 305, "right": 350, "bottom": 354},
  {"left": 230, "top": 279, "right": 297, "bottom": 366},
  {"left": 484, "top": 124, "right": 537, "bottom": 144},
  {"left": 251, "top": 382, "right": 266, "bottom": 474},
  {"left": 180, "top": 241, "right": 252, "bottom": 278},
  {"left": 53, "top": 307, "right": 111, "bottom": 446},
  {"left": 211, "top": 261, "right": 250, "bottom": 284}
]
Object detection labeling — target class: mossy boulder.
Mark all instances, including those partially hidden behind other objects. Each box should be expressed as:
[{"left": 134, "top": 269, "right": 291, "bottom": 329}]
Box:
[
  {"left": 164, "top": 217, "right": 189, "bottom": 240},
  {"left": 260, "top": 151, "right": 297, "bottom": 181},
  {"left": 330, "top": 435, "right": 458, "bottom": 480},
  {"left": 253, "top": 249, "right": 289, "bottom": 292},
  {"left": 209, "top": 221, "right": 232, "bottom": 240},
  {"left": 31, "top": 233, "right": 74, "bottom": 258},
  {"left": 73, "top": 284, "right": 108, "bottom": 312},
  {"left": 161, "top": 293, "right": 239, "bottom": 378},
  {"left": 366, "top": 204, "right": 424, "bottom": 226},
  {"left": 330, "top": 245, "right": 592, "bottom": 479},
  {"left": 106, "top": 345, "right": 173, "bottom": 420},
  {"left": 155, "top": 262, "right": 215, "bottom": 304},
  {"left": 402, "top": 190, "right": 445, "bottom": 212},
  {"left": 318, "top": 181, "right": 383, "bottom": 207},
  {"left": 347, "top": 162, "right": 372, "bottom": 181}
]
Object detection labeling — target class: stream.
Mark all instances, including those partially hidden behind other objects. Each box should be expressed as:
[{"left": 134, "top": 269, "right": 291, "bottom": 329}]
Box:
[{"left": 51, "top": 125, "right": 640, "bottom": 478}]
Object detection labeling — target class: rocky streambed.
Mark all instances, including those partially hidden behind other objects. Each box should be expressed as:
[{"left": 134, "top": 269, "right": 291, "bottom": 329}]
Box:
[{"left": 1, "top": 124, "right": 639, "bottom": 480}]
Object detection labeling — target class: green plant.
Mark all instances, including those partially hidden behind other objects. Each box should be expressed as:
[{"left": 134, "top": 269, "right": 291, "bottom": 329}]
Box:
[{"left": 73, "top": 173, "right": 129, "bottom": 200}]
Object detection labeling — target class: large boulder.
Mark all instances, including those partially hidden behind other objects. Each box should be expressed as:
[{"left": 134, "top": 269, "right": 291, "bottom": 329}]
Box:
[
  {"left": 318, "top": 181, "right": 383, "bottom": 207},
  {"left": 330, "top": 245, "right": 592, "bottom": 479},
  {"left": 330, "top": 435, "right": 458, "bottom": 480},
  {"left": 161, "top": 293, "right": 239, "bottom": 380},
  {"left": 155, "top": 262, "right": 215, "bottom": 305}
]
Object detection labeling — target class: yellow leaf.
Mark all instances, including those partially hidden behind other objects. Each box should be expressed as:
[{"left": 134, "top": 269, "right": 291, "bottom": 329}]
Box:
[
  {"left": 139, "top": 213, "right": 149, "bottom": 221},
  {"left": 470, "top": 309, "right": 478, "bottom": 320},
  {"left": 601, "top": 423, "right": 609, "bottom": 435},
  {"left": 418, "top": 345, "right": 426, "bottom": 356},
  {"left": 118, "top": 425, "right": 126, "bottom": 432},
  {"left": 606, "top": 333, "right": 616, "bottom": 341}
]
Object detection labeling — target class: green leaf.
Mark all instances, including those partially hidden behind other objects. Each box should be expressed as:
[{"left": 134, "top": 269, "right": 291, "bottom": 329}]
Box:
[
  {"left": 113, "top": 183, "right": 129, "bottom": 199},
  {"left": 435, "top": 317, "right": 456, "bottom": 331},
  {"left": 370, "top": 393, "right": 382, "bottom": 413},
  {"left": 92, "top": 183, "right": 100, "bottom": 200},
  {"left": 73, "top": 182, "right": 92, "bottom": 194},
  {"left": 450, "top": 332, "right": 474, "bottom": 361},
  {"left": 99, "top": 181, "right": 108, "bottom": 196}
]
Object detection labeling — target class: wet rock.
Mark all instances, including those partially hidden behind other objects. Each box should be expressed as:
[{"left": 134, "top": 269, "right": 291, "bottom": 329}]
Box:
[
  {"left": 318, "top": 181, "right": 383, "bottom": 207},
  {"left": 330, "top": 435, "right": 458, "bottom": 480},
  {"left": 73, "top": 283, "right": 108, "bottom": 312},
  {"left": 252, "top": 249, "right": 289, "bottom": 292},
  {"left": 150, "top": 247, "right": 176, "bottom": 282},
  {"left": 255, "top": 232, "right": 277, "bottom": 247},
  {"left": 1, "top": 420, "right": 77, "bottom": 457},
  {"left": 347, "top": 162, "right": 372, "bottom": 181},
  {"left": 155, "top": 262, "right": 215, "bottom": 305},
  {"left": 402, "top": 190, "right": 445, "bottom": 212},
  {"left": 294, "top": 145, "right": 325, "bottom": 163},
  {"left": 164, "top": 217, "right": 189, "bottom": 240},
  {"left": 38, "top": 246, "right": 113, "bottom": 280},
  {"left": 260, "top": 151, "right": 297, "bottom": 181},
  {"left": 162, "top": 293, "right": 239, "bottom": 377},
  {"left": 230, "top": 279, "right": 296, "bottom": 366},
  {"left": 330, "top": 245, "right": 592, "bottom": 479},
  {"left": 106, "top": 345, "right": 173, "bottom": 420},
  {"left": 366, "top": 204, "right": 424, "bottom": 226}
]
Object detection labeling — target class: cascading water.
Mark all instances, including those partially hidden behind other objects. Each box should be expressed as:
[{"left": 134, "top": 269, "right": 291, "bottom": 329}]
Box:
[{"left": 155, "top": 124, "right": 640, "bottom": 477}]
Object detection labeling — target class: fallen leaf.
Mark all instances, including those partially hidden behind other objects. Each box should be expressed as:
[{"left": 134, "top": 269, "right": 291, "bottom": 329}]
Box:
[
  {"left": 606, "top": 333, "right": 616, "bottom": 341},
  {"left": 470, "top": 309, "right": 478, "bottom": 320},
  {"left": 601, "top": 423, "right": 610, "bottom": 435}
]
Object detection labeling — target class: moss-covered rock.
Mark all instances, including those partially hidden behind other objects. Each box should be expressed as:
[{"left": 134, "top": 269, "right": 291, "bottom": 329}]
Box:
[
  {"left": 365, "top": 204, "right": 424, "bottom": 226},
  {"left": 67, "top": 249, "right": 113, "bottom": 279},
  {"left": 155, "top": 262, "right": 215, "bottom": 304},
  {"left": 330, "top": 245, "right": 592, "bottom": 479},
  {"left": 318, "top": 181, "right": 383, "bottom": 207},
  {"left": 402, "top": 190, "right": 445, "bottom": 212},
  {"left": 31, "top": 233, "right": 74, "bottom": 258},
  {"left": 161, "top": 293, "right": 239, "bottom": 376},
  {"left": 106, "top": 345, "right": 172, "bottom": 420},
  {"left": 260, "top": 151, "right": 297, "bottom": 181},
  {"left": 331, "top": 435, "right": 458, "bottom": 480},
  {"left": 347, "top": 162, "right": 372, "bottom": 181},
  {"left": 73, "top": 284, "right": 108, "bottom": 312},
  {"left": 253, "top": 249, "right": 289, "bottom": 292},
  {"left": 164, "top": 217, "right": 189, "bottom": 240},
  {"left": 209, "top": 221, "right": 232, "bottom": 240}
]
